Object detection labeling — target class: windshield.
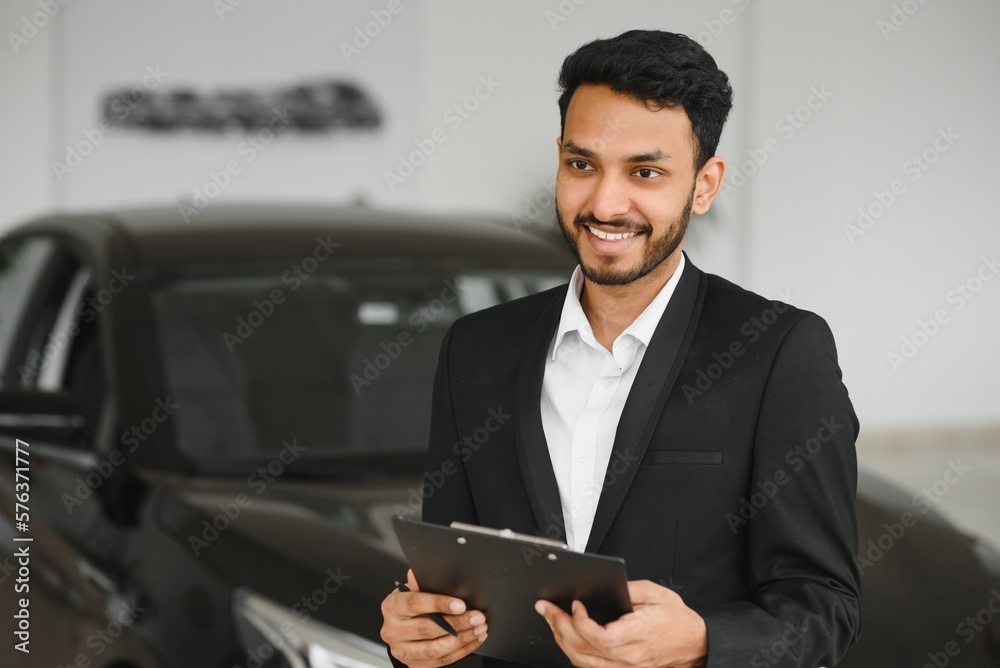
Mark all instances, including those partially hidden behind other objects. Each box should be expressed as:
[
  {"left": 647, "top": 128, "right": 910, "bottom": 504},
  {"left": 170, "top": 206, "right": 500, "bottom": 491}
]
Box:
[{"left": 151, "top": 267, "right": 566, "bottom": 474}]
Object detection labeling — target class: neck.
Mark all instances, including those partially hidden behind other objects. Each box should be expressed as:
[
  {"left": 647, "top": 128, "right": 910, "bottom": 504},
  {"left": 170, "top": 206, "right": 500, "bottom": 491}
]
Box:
[{"left": 580, "top": 251, "right": 682, "bottom": 352}]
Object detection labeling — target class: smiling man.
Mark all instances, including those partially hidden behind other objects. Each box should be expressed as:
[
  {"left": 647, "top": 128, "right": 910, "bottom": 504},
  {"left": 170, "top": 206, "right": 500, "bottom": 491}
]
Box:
[{"left": 382, "top": 30, "right": 861, "bottom": 668}]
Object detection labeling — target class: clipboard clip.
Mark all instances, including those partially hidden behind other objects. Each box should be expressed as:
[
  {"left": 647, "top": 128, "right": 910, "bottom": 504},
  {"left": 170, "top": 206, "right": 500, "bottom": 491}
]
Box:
[{"left": 449, "top": 521, "right": 569, "bottom": 550}]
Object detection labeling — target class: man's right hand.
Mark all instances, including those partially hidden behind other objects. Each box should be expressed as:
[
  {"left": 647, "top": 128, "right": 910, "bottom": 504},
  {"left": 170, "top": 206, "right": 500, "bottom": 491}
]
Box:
[{"left": 380, "top": 569, "right": 488, "bottom": 667}]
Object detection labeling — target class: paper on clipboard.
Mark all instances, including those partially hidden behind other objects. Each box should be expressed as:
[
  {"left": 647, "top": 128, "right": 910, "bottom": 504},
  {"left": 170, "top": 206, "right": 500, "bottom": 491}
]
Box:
[{"left": 392, "top": 516, "right": 632, "bottom": 668}]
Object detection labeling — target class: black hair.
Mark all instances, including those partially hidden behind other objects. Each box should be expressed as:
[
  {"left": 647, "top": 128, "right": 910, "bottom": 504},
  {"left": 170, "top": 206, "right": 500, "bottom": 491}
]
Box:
[{"left": 557, "top": 30, "right": 733, "bottom": 170}]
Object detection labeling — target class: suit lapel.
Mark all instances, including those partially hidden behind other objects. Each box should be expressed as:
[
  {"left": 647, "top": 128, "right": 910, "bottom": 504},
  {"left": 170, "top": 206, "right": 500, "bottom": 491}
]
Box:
[
  {"left": 514, "top": 288, "right": 567, "bottom": 543},
  {"left": 585, "top": 256, "right": 707, "bottom": 553}
]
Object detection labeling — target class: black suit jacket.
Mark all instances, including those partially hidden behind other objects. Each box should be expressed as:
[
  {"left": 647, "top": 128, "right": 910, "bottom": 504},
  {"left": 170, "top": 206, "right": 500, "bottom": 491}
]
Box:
[{"left": 403, "top": 254, "right": 861, "bottom": 668}]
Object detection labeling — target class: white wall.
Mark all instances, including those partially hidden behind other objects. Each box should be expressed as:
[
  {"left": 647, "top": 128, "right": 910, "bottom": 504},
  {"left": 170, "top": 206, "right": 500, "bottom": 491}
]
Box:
[
  {"left": 1, "top": 0, "right": 997, "bottom": 432},
  {"left": 1, "top": 0, "right": 56, "bottom": 221},
  {"left": 739, "top": 2, "right": 1000, "bottom": 431}
]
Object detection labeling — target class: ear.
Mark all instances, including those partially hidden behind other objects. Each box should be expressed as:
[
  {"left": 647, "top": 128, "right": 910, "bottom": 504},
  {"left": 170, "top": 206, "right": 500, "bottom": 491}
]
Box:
[
  {"left": 692, "top": 156, "right": 726, "bottom": 215},
  {"left": 556, "top": 136, "right": 563, "bottom": 153}
]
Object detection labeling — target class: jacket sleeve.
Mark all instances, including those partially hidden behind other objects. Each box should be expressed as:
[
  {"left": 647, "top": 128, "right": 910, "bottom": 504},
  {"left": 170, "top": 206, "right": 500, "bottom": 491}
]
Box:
[{"left": 701, "top": 312, "right": 862, "bottom": 667}]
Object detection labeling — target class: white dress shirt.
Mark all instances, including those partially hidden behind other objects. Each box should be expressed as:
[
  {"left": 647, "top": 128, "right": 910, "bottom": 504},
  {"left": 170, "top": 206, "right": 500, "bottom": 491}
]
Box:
[{"left": 540, "top": 254, "right": 686, "bottom": 552}]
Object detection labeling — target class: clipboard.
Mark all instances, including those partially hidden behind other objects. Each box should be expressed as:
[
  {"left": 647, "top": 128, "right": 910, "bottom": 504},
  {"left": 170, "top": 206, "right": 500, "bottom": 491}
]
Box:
[{"left": 392, "top": 516, "right": 632, "bottom": 668}]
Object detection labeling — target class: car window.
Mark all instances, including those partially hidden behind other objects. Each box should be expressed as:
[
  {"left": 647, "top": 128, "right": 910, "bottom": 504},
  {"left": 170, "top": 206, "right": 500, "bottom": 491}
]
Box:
[
  {"left": 0, "top": 236, "right": 57, "bottom": 385},
  {"left": 57, "top": 271, "right": 108, "bottom": 443},
  {"left": 0, "top": 236, "right": 108, "bottom": 443},
  {"left": 150, "top": 267, "right": 565, "bottom": 473},
  {"left": 36, "top": 269, "right": 91, "bottom": 391}
]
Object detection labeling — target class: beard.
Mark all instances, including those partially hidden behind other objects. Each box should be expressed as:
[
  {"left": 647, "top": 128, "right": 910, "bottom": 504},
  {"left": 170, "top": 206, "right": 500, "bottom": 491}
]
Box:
[{"left": 556, "top": 188, "right": 694, "bottom": 286}]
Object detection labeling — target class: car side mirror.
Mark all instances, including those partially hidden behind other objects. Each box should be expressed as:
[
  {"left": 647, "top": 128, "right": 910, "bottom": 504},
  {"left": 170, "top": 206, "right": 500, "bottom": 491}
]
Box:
[{"left": 0, "top": 390, "right": 87, "bottom": 447}]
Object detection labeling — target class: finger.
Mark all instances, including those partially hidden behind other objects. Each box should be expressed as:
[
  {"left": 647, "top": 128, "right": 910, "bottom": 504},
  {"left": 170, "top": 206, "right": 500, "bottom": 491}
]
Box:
[
  {"left": 388, "top": 607, "right": 488, "bottom": 646},
  {"left": 397, "top": 590, "right": 467, "bottom": 619},
  {"left": 599, "top": 609, "right": 645, "bottom": 639},
  {"left": 404, "top": 615, "right": 466, "bottom": 642},
  {"left": 420, "top": 610, "right": 488, "bottom": 640},
  {"left": 625, "top": 579, "right": 654, "bottom": 604},
  {"left": 534, "top": 599, "right": 556, "bottom": 630},
  {"left": 537, "top": 601, "right": 610, "bottom": 668},
  {"left": 535, "top": 600, "right": 579, "bottom": 642},
  {"left": 392, "top": 622, "right": 486, "bottom": 666},
  {"left": 572, "top": 599, "right": 618, "bottom": 634},
  {"left": 626, "top": 578, "right": 673, "bottom": 605},
  {"left": 407, "top": 568, "right": 419, "bottom": 591},
  {"left": 567, "top": 600, "right": 620, "bottom": 652},
  {"left": 431, "top": 630, "right": 489, "bottom": 666},
  {"left": 569, "top": 600, "right": 640, "bottom": 657},
  {"left": 442, "top": 609, "right": 488, "bottom": 633}
]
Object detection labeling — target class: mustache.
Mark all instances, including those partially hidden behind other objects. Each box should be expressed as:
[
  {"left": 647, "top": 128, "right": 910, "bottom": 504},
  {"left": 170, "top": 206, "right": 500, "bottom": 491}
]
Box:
[{"left": 574, "top": 213, "right": 651, "bottom": 234}]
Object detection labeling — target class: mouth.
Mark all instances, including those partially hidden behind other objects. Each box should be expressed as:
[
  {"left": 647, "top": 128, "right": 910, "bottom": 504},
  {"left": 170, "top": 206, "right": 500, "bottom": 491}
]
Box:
[{"left": 585, "top": 225, "right": 641, "bottom": 241}]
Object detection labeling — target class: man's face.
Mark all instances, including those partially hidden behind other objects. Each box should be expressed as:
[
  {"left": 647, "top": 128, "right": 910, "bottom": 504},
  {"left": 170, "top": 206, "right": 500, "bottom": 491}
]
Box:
[{"left": 555, "top": 84, "right": 703, "bottom": 287}]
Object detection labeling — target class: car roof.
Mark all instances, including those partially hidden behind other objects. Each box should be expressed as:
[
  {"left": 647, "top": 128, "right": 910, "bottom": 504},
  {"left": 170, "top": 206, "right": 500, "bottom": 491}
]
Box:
[{"left": 6, "top": 204, "right": 571, "bottom": 272}]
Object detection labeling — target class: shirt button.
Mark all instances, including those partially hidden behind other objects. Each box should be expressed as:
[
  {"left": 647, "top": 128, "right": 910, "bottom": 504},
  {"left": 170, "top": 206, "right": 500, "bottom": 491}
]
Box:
[
  {"left": 602, "top": 378, "right": 613, "bottom": 389},
  {"left": 577, "top": 451, "right": 589, "bottom": 462},
  {"left": 577, "top": 541, "right": 586, "bottom": 551}
]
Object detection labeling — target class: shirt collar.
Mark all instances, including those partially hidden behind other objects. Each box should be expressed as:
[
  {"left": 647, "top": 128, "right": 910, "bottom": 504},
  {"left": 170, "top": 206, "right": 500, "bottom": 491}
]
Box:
[{"left": 551, "top": 252, "right": 687, "bottom": 360}]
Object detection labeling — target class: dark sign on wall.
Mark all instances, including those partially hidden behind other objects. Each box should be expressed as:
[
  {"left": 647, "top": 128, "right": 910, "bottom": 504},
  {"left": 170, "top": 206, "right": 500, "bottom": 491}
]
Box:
[{"left": 101, "top": 80, "right": 382, "bottom": 132}]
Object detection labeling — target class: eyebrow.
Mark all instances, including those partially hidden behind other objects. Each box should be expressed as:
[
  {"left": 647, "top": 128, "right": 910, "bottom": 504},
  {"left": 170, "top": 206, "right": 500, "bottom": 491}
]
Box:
[{"left": 562, "top": 141, "right": 672, "bottom": 164}]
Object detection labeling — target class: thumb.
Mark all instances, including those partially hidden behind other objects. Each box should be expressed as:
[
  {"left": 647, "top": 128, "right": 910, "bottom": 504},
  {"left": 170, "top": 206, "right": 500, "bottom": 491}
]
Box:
[{"left": 406, "top": 568, "right": 420, "bottom": 591}]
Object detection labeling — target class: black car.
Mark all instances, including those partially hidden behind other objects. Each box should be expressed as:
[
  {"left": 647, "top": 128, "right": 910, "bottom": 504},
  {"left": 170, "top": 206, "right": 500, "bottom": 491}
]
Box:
[{"left": 0, "top": 206, "right": 997, "bottom": 667}]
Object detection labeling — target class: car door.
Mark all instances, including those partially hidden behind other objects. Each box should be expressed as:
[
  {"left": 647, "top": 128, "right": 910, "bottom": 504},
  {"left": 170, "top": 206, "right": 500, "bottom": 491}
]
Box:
[{"left": 0, "top": 232, "right": 155, "bottom": 667}]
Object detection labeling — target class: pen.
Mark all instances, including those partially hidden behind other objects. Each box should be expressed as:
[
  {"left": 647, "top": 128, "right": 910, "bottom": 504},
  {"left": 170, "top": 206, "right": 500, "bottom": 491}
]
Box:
[{"left": 395, "top": 581, "right": 459, "bottom": 637}]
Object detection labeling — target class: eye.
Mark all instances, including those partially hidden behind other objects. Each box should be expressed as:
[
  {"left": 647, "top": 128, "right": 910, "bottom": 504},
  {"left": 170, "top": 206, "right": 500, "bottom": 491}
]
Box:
[
  {"left": 568, "top": 159, "right": 595, "bottom": 172},
  {"left": 633, "top": 168, "right": 660, "bottom": 179}
]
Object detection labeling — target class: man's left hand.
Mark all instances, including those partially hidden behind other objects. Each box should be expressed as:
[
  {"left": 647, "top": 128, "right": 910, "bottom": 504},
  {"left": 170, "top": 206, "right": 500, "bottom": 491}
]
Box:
[{"left": 534, "top": 579, "right": 707, "bottom": 668}]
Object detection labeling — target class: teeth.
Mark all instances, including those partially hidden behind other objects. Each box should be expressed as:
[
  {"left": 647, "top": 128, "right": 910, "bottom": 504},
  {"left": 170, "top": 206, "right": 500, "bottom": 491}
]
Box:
[{"left": 587, "top": 226, "right": 638, "bottom": 241}]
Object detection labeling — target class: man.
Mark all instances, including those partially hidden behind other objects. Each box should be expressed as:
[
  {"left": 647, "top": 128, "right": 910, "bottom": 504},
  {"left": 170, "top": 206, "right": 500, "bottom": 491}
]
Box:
[{"left": 381, "top": 30, "right": 861, "bottom": 668}]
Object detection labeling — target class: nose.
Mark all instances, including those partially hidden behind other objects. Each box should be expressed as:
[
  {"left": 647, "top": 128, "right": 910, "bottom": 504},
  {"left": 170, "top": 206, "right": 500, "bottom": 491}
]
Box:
[{"left": 588, "top": 173, "right": 631, "bottom": 222}]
